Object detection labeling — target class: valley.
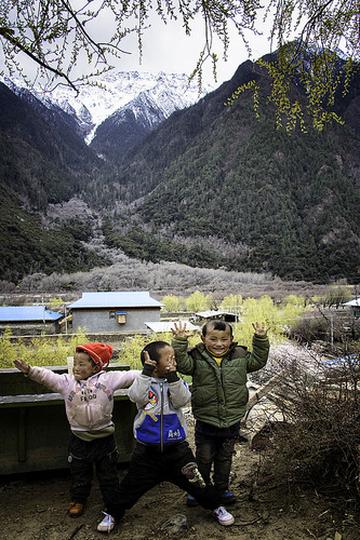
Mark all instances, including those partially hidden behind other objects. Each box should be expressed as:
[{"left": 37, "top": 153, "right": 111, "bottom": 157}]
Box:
[{"left": 0, "top": 51, "right": 359, "bottom": 289}]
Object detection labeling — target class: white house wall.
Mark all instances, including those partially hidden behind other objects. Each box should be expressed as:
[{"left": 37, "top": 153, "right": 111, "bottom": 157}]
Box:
[{"left": 71, "top": 307, "right": 160, "bottom": 333}]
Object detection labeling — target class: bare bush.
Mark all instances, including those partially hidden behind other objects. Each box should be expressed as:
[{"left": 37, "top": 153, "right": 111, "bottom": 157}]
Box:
[
  {"left": 288, "top": 317, "right": 329, "bottom": 344},
  {"left": 261, "top": 352, "right": 360, "bottom": 499},
  {"left": 0, "top": 280, "right": 16, "bottom": 294},
  {"left": 11, "top": 257, "right": 331, "bottom": 300},
  {"left": 288, "top": 312, "right": 360, "bottom": 347},
  {"left": 14, "top": 260, "right": 277, "bottom": 294}
]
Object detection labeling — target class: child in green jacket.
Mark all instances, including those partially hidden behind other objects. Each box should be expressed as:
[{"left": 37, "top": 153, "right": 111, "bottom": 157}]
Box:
[{"left": 171, "top": 319, "right": 269, "bottom": 506}]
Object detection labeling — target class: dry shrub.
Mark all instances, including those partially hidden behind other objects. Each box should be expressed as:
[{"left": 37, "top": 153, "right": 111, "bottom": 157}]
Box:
[
  {"left": 287, "top": 317, "right": 328, "bottom": 343},
  {"left": 262, "top": 352, "right": 360, "bottom": 498},
  {"left": 288, "top": 314, "right": 360, "bottom": 345}
]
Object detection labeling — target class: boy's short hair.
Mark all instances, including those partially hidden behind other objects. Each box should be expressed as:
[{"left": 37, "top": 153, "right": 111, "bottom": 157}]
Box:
[
  {"left": 140, "top": 341, "right": 169, "bottom": 365},
  {"left": 202, "top": 320, "right": 233, "bottom": 338}
]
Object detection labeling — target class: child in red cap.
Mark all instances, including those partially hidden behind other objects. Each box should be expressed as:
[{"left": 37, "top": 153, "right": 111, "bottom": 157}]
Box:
[{"left": 14, "top": 341, "right": 139, "bottom": 530}]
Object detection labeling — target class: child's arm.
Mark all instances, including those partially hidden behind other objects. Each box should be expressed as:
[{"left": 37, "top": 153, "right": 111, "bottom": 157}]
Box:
[
  {"left": 246, "top": 322, "right": 270, "bottom": 373},
  {"left": 127, "top": 353, "right": 156, "bottom": 407},
  {"left": 166, "top": 355, "right": 191, "bottom": 408},
  {"left": 14, "top": 359, "right": 69, "bottom": 394},
  {"left": 106, "top": 369, "right": 141, "bottom": 391},
  {"left": 171, "top": 321, "right": 195, "bottom": 375}
]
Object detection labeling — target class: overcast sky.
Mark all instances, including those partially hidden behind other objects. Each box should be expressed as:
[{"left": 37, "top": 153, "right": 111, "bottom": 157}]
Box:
[
  {"left": 87, "top": 11, "right": 277, "bottom": 88},
  {"left": 109, "top": 15, "right": 275, "bottom": 87},
  {"left": 0, "top": 8, "right": 278, "bottom": 90}
]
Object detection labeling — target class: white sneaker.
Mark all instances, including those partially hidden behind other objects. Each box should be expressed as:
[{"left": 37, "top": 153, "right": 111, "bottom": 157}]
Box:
[
  {"left": 97, "top": 512, "right": 116, "bottom": 533},
  {"left": 213, "top": 506, "right": 235, "bottom": 526}
]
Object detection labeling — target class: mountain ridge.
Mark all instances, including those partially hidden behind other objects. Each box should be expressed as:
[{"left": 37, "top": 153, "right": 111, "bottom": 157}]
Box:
[
  {"left": 1, "top": 57, "right": 359, "bottom": 285},
  {"left": 2, "top": 71, "right": 212, "bottom": 141},
  {"left": 102, "top": 58, "right": 360, "bottom": 282}
]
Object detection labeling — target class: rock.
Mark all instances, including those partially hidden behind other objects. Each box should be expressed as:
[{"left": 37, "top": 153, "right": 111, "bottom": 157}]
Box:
[{"left": 158, "top": 514, "right": 188, "bottom": 535}]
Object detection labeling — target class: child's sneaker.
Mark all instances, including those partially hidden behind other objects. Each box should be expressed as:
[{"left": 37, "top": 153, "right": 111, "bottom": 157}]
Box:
[
  {"left": 221, "top": 490, "right": 236, "bottom": 504},
  {"left": 97, "top": 512, "right": 116, "bottom": 533},
  {"left": 213, "top": 506, "right": 235, "bottom": 526},
  {"left": 186, "top": 493, "right": 199, "bottom": 507}
]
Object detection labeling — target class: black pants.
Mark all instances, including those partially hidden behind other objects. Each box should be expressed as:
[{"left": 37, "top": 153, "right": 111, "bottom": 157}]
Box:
[
  {"left": 68, "top": 434, "right": 120, "bottom": 511},
  {"left": 108, "top": 441, "right": 221, "bottom": 521},
  {"left": 195, "top": 421, "right": 240, "bottom": 493}
]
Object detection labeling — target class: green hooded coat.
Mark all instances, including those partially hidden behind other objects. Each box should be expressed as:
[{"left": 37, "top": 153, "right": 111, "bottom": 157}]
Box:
[{"left": 172, "top": 334, "right": 270, "bottom": 428}]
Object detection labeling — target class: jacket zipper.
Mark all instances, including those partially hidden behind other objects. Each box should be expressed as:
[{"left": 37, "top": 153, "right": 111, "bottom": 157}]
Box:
[{"left": 160, "top": 381, "right": 164, "bottom": 452}]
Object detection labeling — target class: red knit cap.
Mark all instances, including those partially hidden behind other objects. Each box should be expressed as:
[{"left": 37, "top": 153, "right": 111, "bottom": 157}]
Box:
[{"left": 76, "top": 342, "right": 113, "bottom": 369}]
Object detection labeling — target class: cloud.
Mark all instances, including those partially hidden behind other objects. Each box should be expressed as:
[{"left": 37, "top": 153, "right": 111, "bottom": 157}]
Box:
[{"left": 0, "top": 8, "right": 275, "bottom": 88}]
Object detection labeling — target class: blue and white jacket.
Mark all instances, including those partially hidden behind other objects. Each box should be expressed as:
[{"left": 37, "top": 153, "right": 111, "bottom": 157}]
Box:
[{"left": 128, "top": 370, "right": 191, "bottom": 450}]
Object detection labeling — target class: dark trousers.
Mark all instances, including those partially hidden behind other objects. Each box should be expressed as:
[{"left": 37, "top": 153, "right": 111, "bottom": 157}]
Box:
[
  {"left": 108, "top": 441, "right": 221, "bottom": 521},
  {"left": 68, "top": 434, "right": 120, "bottom": 511},
  {"left": 195, "top": 421, "right": 240, "bottom": 493}
]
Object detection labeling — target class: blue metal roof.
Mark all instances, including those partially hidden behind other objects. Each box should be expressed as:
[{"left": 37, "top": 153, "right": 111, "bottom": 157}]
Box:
[
  {"left": 68, "top": 291, "right": 162, "bottom": 309},
  {"left": 321, "top": 354, "right": 358, "bottom": 367},
  {"left": 0, "top": 306, "right": 64, "bottom": 322}
]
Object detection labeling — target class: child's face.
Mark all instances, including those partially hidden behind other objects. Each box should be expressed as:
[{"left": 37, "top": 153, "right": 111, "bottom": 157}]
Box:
[
  {"left": 201, "top": 327, "right": 233, "bottom": 357},
  {"left": 153, "top": 345, "right": 176, "bottom": 377},
  {"left": 73, "top": 352, "right": 99, "bottom": 380}
]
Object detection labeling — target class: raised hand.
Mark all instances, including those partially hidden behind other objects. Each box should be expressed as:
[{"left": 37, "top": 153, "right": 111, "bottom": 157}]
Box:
[
  {"left": 171, "top": 321, "right": 192, "bottom": 339},
  {"left": 14, "top": 359, "right": 31, "bottom": 374},
  {"left": 166, "top": 352, "right": 177, "bottom": 373},
  {"left": 143, "top": 351, "right": 158, "bottom": 370},
  {"left": 252, "top": 322, "right": 268, "bottom": 336}
]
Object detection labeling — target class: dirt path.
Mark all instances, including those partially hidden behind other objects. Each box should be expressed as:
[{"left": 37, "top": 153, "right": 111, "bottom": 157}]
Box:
[{"left": 2, "top": 422, "right": 358, "bottom": 540}]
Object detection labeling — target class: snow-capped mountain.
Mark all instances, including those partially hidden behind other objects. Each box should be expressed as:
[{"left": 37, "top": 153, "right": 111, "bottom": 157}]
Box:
[
  {"left": 112, "top": 91, "right": 169, "bottom": 129},
  {"left": 90, "top": 78, "right": 211, "bottom": 162},
  {"left": 2, "top": 71, "right": 212, "bottom": 144}
]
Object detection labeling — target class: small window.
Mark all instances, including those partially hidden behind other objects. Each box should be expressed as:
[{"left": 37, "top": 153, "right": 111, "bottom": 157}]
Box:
[{"left": 115, "top": 311, "right": 127, "bottom": 324}]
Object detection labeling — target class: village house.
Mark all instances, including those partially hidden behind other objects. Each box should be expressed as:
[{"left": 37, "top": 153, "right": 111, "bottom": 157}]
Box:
[
  {"left": 343, "top": 298, "right": 360, "bottom": 318},
  {"left": 0, "top": 306, "right": 64, "bottom": 335},
  {"left": 68, "top": 291, "right": 162, "bottom": 333},
  {"left": 191, "top": 310, "right": 240, "bottom": 324},
  {"left": 144, "top": 320, "right": 199, "bottom": 333}
]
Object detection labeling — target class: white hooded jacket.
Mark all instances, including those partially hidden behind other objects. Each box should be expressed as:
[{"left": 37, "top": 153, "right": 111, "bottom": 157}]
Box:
[{"left": 28, "top": 366, "right": 139, "bottom": 434}]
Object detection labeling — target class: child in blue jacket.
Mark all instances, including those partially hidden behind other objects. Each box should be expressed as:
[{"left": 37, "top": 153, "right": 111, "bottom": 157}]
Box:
[{"left": 96, "top": 340, "right": 235, "bottom": 533}]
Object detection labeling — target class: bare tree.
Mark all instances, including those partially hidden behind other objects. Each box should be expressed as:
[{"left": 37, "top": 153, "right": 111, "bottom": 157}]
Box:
[{"left": 1, "top": 1, "right": 359, "bottom": 128}]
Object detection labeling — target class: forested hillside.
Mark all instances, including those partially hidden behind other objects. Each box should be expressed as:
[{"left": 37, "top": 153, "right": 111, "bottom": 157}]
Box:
[
  {"left": 103, "top": 58, "right": 360, "bottom": 282},
  {"left": 0, "top": 83, "right": 108, "bottom": 281},
  {"left": 0, "top": 53, "right": 359, "bottom": 285}
]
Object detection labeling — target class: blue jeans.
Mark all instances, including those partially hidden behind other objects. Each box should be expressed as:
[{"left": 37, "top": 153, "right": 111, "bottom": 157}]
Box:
[{"left": 195, "top": 421, "right": 240, "bottom": 492}]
